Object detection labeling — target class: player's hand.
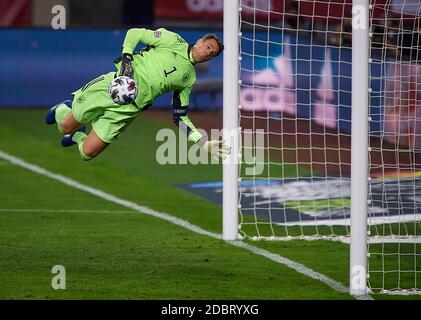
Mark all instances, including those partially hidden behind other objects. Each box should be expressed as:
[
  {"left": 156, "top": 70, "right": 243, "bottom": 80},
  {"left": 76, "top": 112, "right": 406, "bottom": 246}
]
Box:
[
  {"left": 119, "top": 53, "right": 134, "bottom": 78},
  {"left": 202, "top": 139, "right": 231, "bottom": 160}
]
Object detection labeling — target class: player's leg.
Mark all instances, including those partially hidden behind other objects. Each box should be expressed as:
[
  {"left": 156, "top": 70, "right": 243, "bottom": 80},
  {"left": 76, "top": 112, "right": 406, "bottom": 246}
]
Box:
[
  {"left": 46, "top": 73, "right": 113, "bottom": 136},
  {"left": 72, "top": 129, "right": 109, "bottom": 161},
  {"left": 45, "top": 99, "right": 80, "bottom": 134},
  {"left": 70, "top": 108, "right": 138, "bottom": 161},
  {"left": 50, "top": 71, "right": 139, "bottom": 160},
  {"left": 60, "top": 111, "right": 84, "bottom": 134},
  {"left": 58, "top": 73, "right": 116, "bottom": 149}
]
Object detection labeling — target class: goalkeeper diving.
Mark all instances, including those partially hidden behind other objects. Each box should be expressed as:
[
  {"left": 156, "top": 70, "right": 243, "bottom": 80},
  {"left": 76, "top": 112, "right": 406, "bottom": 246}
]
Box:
[{"left": 45, "top": 28, "right": 231, "bottom": 161}]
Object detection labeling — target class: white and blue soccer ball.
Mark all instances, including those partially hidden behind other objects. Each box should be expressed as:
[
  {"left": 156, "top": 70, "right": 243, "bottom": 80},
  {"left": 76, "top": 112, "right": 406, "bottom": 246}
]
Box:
[{"left": 108, "top": 76, "right": 138, "bottom": 105}]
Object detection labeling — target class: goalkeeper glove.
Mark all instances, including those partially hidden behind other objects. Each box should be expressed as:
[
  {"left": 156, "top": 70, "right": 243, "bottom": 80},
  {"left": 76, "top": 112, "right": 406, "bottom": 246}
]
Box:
[
  {"left": 119, "top": 53, "right": 134, "bottom": 78},
  {"left": 202, "top": 139, "right": 231, "bottom": 160}
]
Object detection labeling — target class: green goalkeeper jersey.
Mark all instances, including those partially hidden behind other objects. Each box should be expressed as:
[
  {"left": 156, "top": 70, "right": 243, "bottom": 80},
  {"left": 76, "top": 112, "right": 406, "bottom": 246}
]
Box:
[{"left": 115, "top": 28, "right": 204, "bottom": 144}]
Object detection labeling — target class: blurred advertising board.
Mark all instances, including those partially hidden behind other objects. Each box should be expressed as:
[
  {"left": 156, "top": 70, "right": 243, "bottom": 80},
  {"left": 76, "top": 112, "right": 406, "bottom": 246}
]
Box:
[
  {"left": 154, "top": 0, "right": 284, "bottom": 21},
  {"left": 240, "top": 31, "right": 421, "bottom": 149},
  {"left": 384, "top": 62, "right": 421, "bottom": 149}
]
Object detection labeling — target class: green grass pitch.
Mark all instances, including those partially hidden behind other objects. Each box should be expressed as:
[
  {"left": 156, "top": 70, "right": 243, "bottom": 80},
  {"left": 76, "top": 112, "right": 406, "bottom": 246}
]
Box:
[{"left": 0, "top": 109, "right": 419, "bottom": 300}]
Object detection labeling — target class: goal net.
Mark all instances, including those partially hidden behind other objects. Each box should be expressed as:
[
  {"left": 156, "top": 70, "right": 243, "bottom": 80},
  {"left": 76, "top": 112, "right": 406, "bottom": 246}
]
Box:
[
  {"left": 233, "top": 0, "right": 421, "bottom": 294},
  {"left": 367, "top": 0, "right": 421, "bottom": 295}
]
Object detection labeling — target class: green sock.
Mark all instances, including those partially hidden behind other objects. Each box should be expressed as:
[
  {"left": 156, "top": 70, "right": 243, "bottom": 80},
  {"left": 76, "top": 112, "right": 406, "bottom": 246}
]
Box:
[
  {"left": 72, "top": 131, "right": 92, "bottom": 161},
  {"left": 55, "top": 104, "right": 71, "bottom": 134}
]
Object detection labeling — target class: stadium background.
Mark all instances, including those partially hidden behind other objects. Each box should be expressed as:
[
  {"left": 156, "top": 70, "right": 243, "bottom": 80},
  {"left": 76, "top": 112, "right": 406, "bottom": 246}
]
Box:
[{"left": 0, "top": 0, "right": 421, "bottom": 300}]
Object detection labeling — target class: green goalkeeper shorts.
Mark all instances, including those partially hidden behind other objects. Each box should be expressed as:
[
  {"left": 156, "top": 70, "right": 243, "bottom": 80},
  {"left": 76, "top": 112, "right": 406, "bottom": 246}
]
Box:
[{"left": 71, "top": 71, "right": 140, "bottom": 144}]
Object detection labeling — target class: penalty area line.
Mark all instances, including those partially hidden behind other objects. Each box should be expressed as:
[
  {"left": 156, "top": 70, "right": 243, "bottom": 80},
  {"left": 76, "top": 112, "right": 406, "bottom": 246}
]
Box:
[{"left": 0, "top": 150, "right": 372, "bottom": 300}]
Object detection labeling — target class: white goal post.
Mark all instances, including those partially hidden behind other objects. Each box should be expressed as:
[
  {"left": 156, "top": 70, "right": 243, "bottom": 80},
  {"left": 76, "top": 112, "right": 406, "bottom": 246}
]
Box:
[
  {"left": 223, "top": 0, "right": 240, "bottom": 241},
  {"left": 349, "top": 0, "right": 369, "bottom": 296},
  {"left": 223, "top": 0, "right": 421, "bottom": 296}
]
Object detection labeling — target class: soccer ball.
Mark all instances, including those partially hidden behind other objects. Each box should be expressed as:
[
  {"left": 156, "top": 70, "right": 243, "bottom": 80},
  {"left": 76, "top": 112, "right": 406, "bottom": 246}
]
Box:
[{"left": 108, "top": 76, "right": 138, "bottom": 105}]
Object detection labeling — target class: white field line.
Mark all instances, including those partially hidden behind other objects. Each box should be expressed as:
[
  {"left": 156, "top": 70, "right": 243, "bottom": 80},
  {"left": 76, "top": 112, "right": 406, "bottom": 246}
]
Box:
[
  {"left": 0, "top": 150, "right": 372, "bottom": 300},
  {"left": 0, "top": 208, "right": 136, "bottom": 214}
]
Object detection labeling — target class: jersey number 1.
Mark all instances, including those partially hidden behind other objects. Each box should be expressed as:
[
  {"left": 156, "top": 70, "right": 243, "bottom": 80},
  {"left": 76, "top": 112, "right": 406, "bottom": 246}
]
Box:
[{"left": 164, "top": 66, "right": 177, "bottom": 77}]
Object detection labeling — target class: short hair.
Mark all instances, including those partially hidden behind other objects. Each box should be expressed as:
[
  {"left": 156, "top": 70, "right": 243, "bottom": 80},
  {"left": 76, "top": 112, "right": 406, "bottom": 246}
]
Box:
[{"left": 202, "top": 33, "right": 224, "bottom": 56}]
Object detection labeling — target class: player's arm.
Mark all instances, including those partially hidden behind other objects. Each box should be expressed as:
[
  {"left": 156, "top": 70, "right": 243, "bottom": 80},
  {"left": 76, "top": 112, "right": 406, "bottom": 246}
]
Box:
[
  {"left": 172, "top": 89, "right": 204, "bottom": 145},
  {"left": 118, "top": 28, "right": 170, "bottom": 78},
  {"left": 121, "top": 28, "right": 170, "bottom": 55},
  {"left": 172, "top": 89, "right": 230, "bottom": 160}
]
